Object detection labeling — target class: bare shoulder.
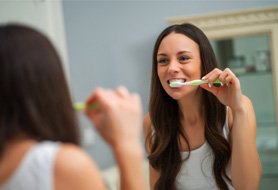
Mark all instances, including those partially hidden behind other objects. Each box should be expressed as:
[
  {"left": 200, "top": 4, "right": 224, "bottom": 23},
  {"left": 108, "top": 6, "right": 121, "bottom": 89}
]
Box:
[
  {"left": 228, "top": 95, "right": 256, "bottom": 129},
  {"left": 143, "top": 113, "right": 152, "bottom": 138},
  {"left": 242, "top": 95, "right": 254, "bottom": 109},
  {"left": 54, "top": 143, "right": 106, "bottom": 190},
  {"left": 242, "top": 95, "right": 256, "bottom": 125},
  {"left": 144, "top": 113, "right": 153, "bottom": 153}
]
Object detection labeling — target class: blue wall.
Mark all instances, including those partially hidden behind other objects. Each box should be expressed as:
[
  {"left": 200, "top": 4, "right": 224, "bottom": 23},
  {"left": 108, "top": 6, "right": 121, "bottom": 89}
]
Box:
[{"left": 63, "top": 0, "right": 278, "bottom": 169}]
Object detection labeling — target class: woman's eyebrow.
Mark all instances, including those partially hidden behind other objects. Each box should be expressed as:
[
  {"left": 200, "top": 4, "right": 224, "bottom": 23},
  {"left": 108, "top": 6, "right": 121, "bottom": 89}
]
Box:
[
  {"left": 157, "top": 50, "right": 193, "bottom": 57},
  {"left": 177, "top": 50, "right": 192, "bottom": 55},
  {"left": 157, "top": 53, "right": 167, "bottom": 57}
]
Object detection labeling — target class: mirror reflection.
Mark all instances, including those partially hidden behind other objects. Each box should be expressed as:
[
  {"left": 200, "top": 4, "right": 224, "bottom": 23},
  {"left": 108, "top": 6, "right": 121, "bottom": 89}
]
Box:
[{"left": 211, "top": 34, "right": 278, "bottom": 183}]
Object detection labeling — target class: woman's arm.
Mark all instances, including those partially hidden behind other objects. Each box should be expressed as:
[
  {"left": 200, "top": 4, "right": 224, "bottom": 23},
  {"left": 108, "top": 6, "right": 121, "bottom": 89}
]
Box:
[
  {"left": 143, "top": 113, "right": 160, "bottom": 190},
  {"left": 54, "top": 144, "right": 107, "bottom": 190},
  {"left": 86, "top": 86, "right": 146, "bottom": 190},
  {"left": 201, "top": 68, "right": 262, "bottom": 190},
  {"left": 112, "top": 136, "right": 145, "bottom": 190},
  {"left": 229, "top": 96, "right": 261, "bottom": 190}
]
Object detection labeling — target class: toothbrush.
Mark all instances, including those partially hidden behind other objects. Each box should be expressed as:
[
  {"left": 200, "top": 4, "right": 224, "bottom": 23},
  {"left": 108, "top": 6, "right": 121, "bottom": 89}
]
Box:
[
  {"left": 73, "top": 102, "right": 100, "bottom": 112},
  {"left": 170, "top": 79, "right": 222, "bottom": 88}
]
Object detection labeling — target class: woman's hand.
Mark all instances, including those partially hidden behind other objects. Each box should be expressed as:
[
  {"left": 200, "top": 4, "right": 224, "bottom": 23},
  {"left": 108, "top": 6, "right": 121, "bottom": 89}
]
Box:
[
  {"left": 202, "top": 68, "right": 262, "bottom": 189},
  {"left": 85, "top": 86, "right": 146, "bottom": 190},
  {"left": 85, "top": 86, "right": 143, "bottom": 149},
  {"left": 200, "top": 68, "right": 244, "bottom": 112}
]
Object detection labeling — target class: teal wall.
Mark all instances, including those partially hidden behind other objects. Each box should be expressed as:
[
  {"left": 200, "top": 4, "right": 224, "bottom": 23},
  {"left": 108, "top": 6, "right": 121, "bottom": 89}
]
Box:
[{"left": 63, "top": 0, "right": 278, "bottom": 169}]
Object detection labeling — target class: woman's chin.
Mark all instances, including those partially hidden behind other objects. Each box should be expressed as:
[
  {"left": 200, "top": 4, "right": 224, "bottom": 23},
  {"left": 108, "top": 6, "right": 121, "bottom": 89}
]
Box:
[{"left": 168, "top": 92, "right": 184, "bottom": 100}]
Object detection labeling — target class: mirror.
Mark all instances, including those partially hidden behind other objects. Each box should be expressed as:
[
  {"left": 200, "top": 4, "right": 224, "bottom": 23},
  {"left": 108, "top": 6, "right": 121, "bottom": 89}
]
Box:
[
  {"left": 211, "top": 34, "right": 275, "bottom": 127},
  {"left": 167, "top": 6, "right": 278, "bottom": 189}
]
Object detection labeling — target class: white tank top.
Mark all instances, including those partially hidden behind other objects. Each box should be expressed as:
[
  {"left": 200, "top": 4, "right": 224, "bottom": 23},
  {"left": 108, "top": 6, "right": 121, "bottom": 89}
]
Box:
[
  {"left": 176, "top": 110, "right": 234, "bottom": 190},
  {"left": 0, "top": 141, "right": 61, "bottom": 190}
]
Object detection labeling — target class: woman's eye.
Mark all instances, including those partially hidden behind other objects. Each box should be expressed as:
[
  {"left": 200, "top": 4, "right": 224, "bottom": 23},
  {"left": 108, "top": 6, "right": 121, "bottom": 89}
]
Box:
[
  {"left": 157, "top": 59, "right": 168, "bottom": 64},
  {"left": 179, "top": 56, "right": 189, "bottom": 61}
]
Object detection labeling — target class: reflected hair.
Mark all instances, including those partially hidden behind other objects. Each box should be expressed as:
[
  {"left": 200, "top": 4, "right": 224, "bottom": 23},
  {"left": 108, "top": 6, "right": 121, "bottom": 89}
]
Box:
[
  {"left": 146, "top": 23, "right": 231, "bottom": 190},
  {"left": 0, "top": 24, "right": 80, "bottom": 157}
]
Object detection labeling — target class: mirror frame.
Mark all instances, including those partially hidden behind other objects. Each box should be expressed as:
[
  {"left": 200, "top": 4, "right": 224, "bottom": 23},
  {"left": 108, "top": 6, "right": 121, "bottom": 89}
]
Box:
[{"left": 167, "top": 6, "right": 278, "bottom": 127}]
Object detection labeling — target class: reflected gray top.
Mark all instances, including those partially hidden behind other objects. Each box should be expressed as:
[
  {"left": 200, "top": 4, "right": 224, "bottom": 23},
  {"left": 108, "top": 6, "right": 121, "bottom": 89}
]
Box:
[
  {"left": 1, "top": 141, "right": 61, "bottom": 190},
  {"left": 176, "top": 109, "right": 234, "bottom": 190}
]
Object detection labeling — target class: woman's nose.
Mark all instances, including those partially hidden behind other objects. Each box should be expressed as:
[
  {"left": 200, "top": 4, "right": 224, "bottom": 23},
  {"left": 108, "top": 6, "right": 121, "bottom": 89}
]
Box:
[{"left": 168, "top": 60, "right": 180, "bottom": 74}]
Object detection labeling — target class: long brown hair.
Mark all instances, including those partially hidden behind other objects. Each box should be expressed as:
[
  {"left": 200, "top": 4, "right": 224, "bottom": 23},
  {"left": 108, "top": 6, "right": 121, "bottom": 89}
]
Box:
[
  {"left": 147, "top": 23, "right": 231, "bottom": 190},
  {"left": 0, "top": 24, "right": 80, "bottom": 157}
]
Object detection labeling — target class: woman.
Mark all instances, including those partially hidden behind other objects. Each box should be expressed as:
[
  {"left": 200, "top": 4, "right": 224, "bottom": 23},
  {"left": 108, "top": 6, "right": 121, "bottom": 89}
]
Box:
[
  {"left": 0, "top": 24, "right": 145, "bottom": 190},
  {"left": 144, "top": 23, "right": 261, "bottom": 190}
]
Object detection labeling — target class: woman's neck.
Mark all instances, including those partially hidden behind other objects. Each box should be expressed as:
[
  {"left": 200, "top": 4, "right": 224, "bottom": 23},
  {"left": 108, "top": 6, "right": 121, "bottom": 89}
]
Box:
[
  {"left": 0, "top": 135, "right": 37, "bottom": 184},
  {"left": 6, "top": 132, "right": 33, "bottom": 146},
  {"left": 178, "top": 92, "right": 204, "bottom": 127}
]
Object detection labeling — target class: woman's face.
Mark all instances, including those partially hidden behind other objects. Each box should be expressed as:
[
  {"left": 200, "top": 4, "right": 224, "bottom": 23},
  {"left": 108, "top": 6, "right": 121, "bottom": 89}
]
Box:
[{"left": 157, "top": 32, "right": 202, "bottom": 100}]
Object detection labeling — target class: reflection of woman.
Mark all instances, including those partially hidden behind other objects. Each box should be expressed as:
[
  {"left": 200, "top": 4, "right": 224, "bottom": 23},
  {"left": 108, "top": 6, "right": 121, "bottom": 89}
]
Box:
[
  {"left": 0, "top": 24, "right": 145, "bottom": 190},
  {"left": 144, "top": 23, "right": 261, "bottom": 190}
]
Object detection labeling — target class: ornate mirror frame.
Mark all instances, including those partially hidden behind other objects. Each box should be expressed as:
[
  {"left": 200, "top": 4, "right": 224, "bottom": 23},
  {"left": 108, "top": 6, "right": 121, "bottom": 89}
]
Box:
[{"left": 167, "top": 6, "right": 278, "bottom": 126}]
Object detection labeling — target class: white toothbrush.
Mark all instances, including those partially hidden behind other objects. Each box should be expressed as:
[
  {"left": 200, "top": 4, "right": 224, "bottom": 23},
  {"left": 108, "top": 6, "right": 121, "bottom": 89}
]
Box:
[{"left": 169, "top": 79, "right": 222, "bottom": 88}]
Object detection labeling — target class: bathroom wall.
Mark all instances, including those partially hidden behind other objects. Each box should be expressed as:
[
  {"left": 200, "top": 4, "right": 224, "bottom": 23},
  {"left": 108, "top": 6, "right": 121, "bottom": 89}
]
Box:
[
  {"left": 0, "top": 0, "right": 69, "bottom": 79},
  {"left": 62, "top": 0, "right": 278, "bottom": 169}
]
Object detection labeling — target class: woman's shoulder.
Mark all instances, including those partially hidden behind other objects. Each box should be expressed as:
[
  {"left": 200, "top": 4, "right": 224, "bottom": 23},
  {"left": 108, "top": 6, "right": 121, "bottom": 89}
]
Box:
[
  {"left": 242, "top": 95, "right": 254, "bottom": 109},
  {"left": 143, "top": 113, "right": 152, "bottom": 137},
  {"left": 55, "top": 144, "right": 93, "bottom": 170},
  {"left": 227, "top": 95, "right": 254, "bottom": 129},
  {"left": 143, "top": 113, "right": 153, "bottom": 153},
  {"left": 54, "top": 143, "right": 106, "bottom": 190}
]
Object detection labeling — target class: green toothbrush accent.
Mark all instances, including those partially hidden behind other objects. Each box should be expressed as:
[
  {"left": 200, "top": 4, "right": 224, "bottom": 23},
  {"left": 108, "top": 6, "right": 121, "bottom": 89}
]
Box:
[
  {"left": 188, "top": 78, "right": 222, "bottom": 85},
  {"left": 73, "top": 102, "right": 100, "bottom": 112},
  {"left": 170, "top": 79, "right": 222, "bottom": 87}
]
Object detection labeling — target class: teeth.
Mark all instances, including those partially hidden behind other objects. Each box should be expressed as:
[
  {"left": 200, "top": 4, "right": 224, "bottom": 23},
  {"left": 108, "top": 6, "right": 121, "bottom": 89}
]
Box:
[
  {"left": 169, "top": 79, "right": 185, "bottom": 83},
  {"left": 169, "top": 79, "right": 186, "bottom": 88}
]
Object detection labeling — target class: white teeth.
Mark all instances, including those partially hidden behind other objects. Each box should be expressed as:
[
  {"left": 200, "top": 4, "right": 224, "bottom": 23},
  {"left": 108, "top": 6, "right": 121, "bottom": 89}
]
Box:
[
  {"left": 169, "top": 79, "right": 185, "bottom": 83},
  {"left": 169, "top": 79, "right": 186, "bottom": 88}
]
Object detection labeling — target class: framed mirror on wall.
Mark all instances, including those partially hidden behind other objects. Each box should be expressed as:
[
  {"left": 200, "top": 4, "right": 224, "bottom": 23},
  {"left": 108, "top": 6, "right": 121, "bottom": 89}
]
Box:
[
  {"left": 210, "top": 33, "right": 275, "bottom": 128},
  {"left": 167, "top": 5, "right": 278, "bottom": 189}
]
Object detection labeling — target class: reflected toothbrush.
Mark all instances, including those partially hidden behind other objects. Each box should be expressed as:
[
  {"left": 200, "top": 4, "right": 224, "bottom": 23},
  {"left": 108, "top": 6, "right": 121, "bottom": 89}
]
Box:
[
  {"left": 73, "top": 102, "right": 100, "bottom": 112},
  {"left": 169, "top": 79, "right": 222, "bottom": 88}
]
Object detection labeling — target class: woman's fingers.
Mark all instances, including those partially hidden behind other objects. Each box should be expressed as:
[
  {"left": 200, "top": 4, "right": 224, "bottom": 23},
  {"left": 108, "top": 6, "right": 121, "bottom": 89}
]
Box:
[
  {"left": 116, "top": 86, "right": 130, "bottom": 97},
  {"left": 86, "top": 88, "right": 110, "bottom": 111},
  {"left": 219, "top": 68, "right": 235, "bottom": 86},
  {"left": 202, "top": 68, "right": 237, "bottom": 87},
  {"left": 202, "top": 68, "right": 221, "bottom": 84},
  {"left": 84, "top": 86, "right": 143, "bottom": 146}
]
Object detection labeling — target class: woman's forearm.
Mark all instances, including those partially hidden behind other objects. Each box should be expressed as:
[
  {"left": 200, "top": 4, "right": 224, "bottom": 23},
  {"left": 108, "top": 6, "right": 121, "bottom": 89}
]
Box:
[
  {"left": 113, "top": 141, "right": 146, "bottom": 190},
  {"left": 230, "top": 104, "right": 262, "bottom": 190}
]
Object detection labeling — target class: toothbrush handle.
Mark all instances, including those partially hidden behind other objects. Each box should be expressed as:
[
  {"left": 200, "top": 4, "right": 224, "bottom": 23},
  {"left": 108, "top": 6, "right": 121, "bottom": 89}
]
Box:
[
  {"left": 204, "top": 79, "right": 222, "bottom": 84},
  {"left": 204, "top": 79, "right": 222, "bottom": 86},
  {"left": 187, "top": 79, "right": 222, "bottom": 85},
  {"left": 73, "top": 102, "right": 100, "bottom": 112}
]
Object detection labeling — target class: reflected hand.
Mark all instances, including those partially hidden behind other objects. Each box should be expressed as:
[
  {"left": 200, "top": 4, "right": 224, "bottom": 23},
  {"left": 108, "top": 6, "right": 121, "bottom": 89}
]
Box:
[
  {"left": 200, "top": 68, "right": 244, "bottom": 111},
  {"left": 85, "top": 86, "right": 143, "bottom": 148}
]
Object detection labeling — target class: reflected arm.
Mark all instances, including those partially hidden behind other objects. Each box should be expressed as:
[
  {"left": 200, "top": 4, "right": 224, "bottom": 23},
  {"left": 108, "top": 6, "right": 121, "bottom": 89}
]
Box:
[{"left": 230, "top": 96, "right": 262, "bottom": 189}]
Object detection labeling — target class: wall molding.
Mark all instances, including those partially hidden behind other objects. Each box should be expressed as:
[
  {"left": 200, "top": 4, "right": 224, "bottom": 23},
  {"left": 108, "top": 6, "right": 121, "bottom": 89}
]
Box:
[{"left": 167, "top": 6, "right": 278, "bottom": 32}]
